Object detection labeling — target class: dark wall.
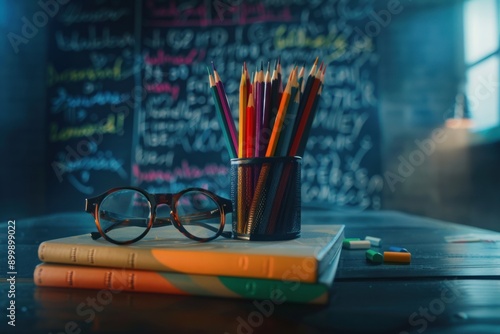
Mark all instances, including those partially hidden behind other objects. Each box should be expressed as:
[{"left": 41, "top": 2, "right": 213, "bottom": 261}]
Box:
[{"left": 0, "top": 1, "right": 47, "bottom": 219}]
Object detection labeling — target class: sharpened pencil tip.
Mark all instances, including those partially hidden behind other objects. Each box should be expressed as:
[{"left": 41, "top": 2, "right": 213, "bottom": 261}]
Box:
[{"left": 211, "top": 61, "right": 217, "bottom": 71}]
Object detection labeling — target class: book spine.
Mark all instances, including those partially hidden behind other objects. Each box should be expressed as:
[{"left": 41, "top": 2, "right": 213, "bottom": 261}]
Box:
[
  {"left": 33, "top": 264, "right": 328, "bottom": 304},
  {"left": 38, "top": 242, "right": 320, "bottom": 283}
]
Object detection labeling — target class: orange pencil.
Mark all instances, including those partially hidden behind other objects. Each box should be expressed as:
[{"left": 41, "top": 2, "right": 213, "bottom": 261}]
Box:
[{"left": 265, "top": 67, "right": 297, "bottom": 157}]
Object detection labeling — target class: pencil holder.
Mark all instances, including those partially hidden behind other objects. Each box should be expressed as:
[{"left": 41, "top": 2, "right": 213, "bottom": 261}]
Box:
[{"left": 230, "top": 156, "right": 301, "bottom": 241}]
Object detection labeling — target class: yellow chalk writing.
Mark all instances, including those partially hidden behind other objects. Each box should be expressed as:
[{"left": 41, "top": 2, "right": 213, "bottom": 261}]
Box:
[
  {"left": 49, "top": 113, "right": 125, "bottom": 142},
  {"left": 47, "top": 58, "right": 123, "bottom": 87}
]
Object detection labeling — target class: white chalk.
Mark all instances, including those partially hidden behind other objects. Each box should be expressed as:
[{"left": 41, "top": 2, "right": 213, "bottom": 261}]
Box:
[
  {"left": 365, "top": 236, "right": 382, "bottom": 247},
  {"left": 346, "top": 240, "right": 371, "bottom": 249}
]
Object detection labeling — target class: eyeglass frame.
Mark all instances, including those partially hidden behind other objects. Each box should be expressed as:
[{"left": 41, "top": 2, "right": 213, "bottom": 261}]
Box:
[{"left": 85, "top": 186, "right": 233, "bottom": 245}]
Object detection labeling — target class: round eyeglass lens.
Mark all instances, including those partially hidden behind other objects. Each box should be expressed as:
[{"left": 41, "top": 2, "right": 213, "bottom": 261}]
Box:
[
  {"left": 176, "top": 190, "right": 222, "bottom": 239},
  {"left": 98, "top": 189, "right": 151, "bottom": 242}
]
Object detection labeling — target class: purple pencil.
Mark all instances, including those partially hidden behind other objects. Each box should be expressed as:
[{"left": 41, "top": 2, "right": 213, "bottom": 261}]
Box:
[
  {"left": 212, "top": 63, "right": 238, "bottom": 154},
  {"left": 261, "top": 62, "right": 272, "bottom": 156}
]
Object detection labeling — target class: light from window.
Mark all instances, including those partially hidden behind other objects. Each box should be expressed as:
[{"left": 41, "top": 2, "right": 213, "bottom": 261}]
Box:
[
  {"left": 465, "top": 56, "right": 499, "bottom": 130},
  {"left": 463, "top": 0, "right": 498, "bottom": 64},
  {"left": 463, "top": 0, "right": 499, "bottom": 131}
]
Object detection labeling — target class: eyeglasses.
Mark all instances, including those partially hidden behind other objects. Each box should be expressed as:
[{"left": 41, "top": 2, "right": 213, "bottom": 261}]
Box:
[{"left": 85, "top": 187, "right": 233, "bottom": 245}]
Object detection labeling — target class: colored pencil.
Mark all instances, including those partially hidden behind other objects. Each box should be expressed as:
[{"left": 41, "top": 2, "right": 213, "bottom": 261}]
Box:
[
  {"left": 265, "top": 67, "right": 296, "bottom": 157},
  {"left": 212, "top": 63, "right": 238, "bottom": 158},
  {"left": 269, "top": 62, "right": 280, "bottom": 135},
  {"left": 237, "top": 66, "right": 248, "bottom": 233},
  {"left": 262, "top": 63, "right": 272, "bottom": 156},
  {"left": 288, "top": 64, "right": 322, "bottom": 157},
  {"left": 238, "top": 65, "right": 247, "bottom": 158},
  {"left": 276, "top": 89, "right": 300, "bottom": 157},
  {"left": 208, "top": 68, "right": 236, "bottom": 159},
  {"left": 296, "top": 67, "right": 325, "bottom": 156},
  {"left": 277, "top": 57, "right": 283, "bottom": 100},
  {"left": 255, "top": 63, "right": 264, "bottom": 157},
  {"left": 291, "top": 57, "right": 318, "bottom": 144},
  {"left": 246, "top": 91, "right": 255, "bottom": 159}
]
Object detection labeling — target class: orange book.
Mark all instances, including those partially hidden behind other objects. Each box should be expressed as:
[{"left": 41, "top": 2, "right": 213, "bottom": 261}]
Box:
[{"left": 37, "top": 224, "right": 344, "bottom": 283}]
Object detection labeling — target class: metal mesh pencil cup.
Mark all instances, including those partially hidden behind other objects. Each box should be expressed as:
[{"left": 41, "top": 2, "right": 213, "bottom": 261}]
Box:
[{"left": 230, "top": 156, "right": 301, "bottom": 241}]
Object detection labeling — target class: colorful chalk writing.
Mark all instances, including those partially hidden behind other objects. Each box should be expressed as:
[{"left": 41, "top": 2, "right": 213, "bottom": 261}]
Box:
[
  {"left": 45, "top": 0, "right": 136, "bottom": 212},
  {"left": 45, "top": 0, "right": 382, "bottom": 213},
  {"left": 133, "top": 0, "right": 382, "bottom": 209},
  {"left": 47, "top": 58, "right": 124, "bottom": 86}
]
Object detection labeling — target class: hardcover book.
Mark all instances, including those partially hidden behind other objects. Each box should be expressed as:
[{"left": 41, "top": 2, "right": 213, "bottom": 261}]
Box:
[
  {"left": 37, "top": 224, "right": 344, "bottom": 283},
  {"left": 33, "top": 244, "right": 341, "bottom": 304}
]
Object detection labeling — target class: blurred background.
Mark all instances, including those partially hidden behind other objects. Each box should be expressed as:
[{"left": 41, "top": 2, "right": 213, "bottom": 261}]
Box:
[{"left": 1, "top": 0, "right": 499, "bottom": 231}]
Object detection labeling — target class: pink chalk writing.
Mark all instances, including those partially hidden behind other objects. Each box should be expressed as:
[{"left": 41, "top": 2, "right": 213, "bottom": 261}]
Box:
[
  {"left": 144, "top": 0, "right": 209, "bottom": 26},
  {"left": 133, "top": 161, "right": 229, "bottom": 184},
  {"left": 143, "top": 2, "right": 293, "bottom": 27},
  {"left": 144, "top": 82, "right": 180, "bottom": 100},
  {"left": 144, "top": 49, "right": 204, "bottom": 66},
  {"left": 239, "top": 3, "right": 293, "bottom": 25}
]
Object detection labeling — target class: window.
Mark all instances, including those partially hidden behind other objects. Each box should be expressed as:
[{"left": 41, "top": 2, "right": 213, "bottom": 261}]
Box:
[{"left": 463, "top": 0, "right": 500, "bottom": 131}]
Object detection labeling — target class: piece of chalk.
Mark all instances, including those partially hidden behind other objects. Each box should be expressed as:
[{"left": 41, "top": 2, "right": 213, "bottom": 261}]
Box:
[
  {"left": 366, "top": 249, "right": 383, "bottom": 263},
  {"left": 388, "top": 246, "right": 409, "bottom": 253},
  {"left": 383, "top": 251, "right": 411, "bottom": 263},
  {"left": 365, "top": 236, "right": 382, "bottom": 247},
  {"left": 345, "top": 240, "right": 371, "bottom": 249},
  {"left": 343, "top": 238, "right": 361, "bottom": 248}
]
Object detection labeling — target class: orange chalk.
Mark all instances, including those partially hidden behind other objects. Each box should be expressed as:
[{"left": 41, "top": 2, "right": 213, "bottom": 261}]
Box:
[{"left": 383, "top": 251, "right": 411, "bottom": 263}]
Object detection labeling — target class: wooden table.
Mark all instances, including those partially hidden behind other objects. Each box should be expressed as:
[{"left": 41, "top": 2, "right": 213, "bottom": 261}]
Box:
[{"left": 1, "top": 210, "right": 499, "bottom": 333}]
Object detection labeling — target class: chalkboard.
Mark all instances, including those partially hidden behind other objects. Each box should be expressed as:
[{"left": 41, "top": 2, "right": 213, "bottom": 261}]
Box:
[
  {"left": 45, "top": 0, "right": 382, "bottom": 212},
  {"left": 45, "top": 0, "right": 137, "bottom": 212}
]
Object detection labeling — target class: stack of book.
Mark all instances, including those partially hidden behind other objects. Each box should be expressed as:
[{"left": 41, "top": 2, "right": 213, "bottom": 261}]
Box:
[{"left": 34, "top": 224, "right": 344, "bottom": 304}]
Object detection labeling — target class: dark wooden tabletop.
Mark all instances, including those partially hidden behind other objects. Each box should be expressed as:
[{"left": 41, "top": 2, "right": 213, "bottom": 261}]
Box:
[{"left": 1, "top": 210, "right": 499, "bottom": 334}]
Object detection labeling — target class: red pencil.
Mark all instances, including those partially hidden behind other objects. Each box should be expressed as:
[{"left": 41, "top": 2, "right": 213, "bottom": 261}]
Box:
[
  {"left": 246, "top": 90, "right": 255, "bottom": 158},
  {"left": 288, "top": 65, "right": 322, "bottom": 156}
]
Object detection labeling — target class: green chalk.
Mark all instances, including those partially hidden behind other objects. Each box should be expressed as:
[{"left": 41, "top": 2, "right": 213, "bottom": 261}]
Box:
[
  {"left": 343, "top": 238, "right": 360, "bottom": 248},
  {"left": 366, "top": 249, "right": 383, "bottom": 263}
]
